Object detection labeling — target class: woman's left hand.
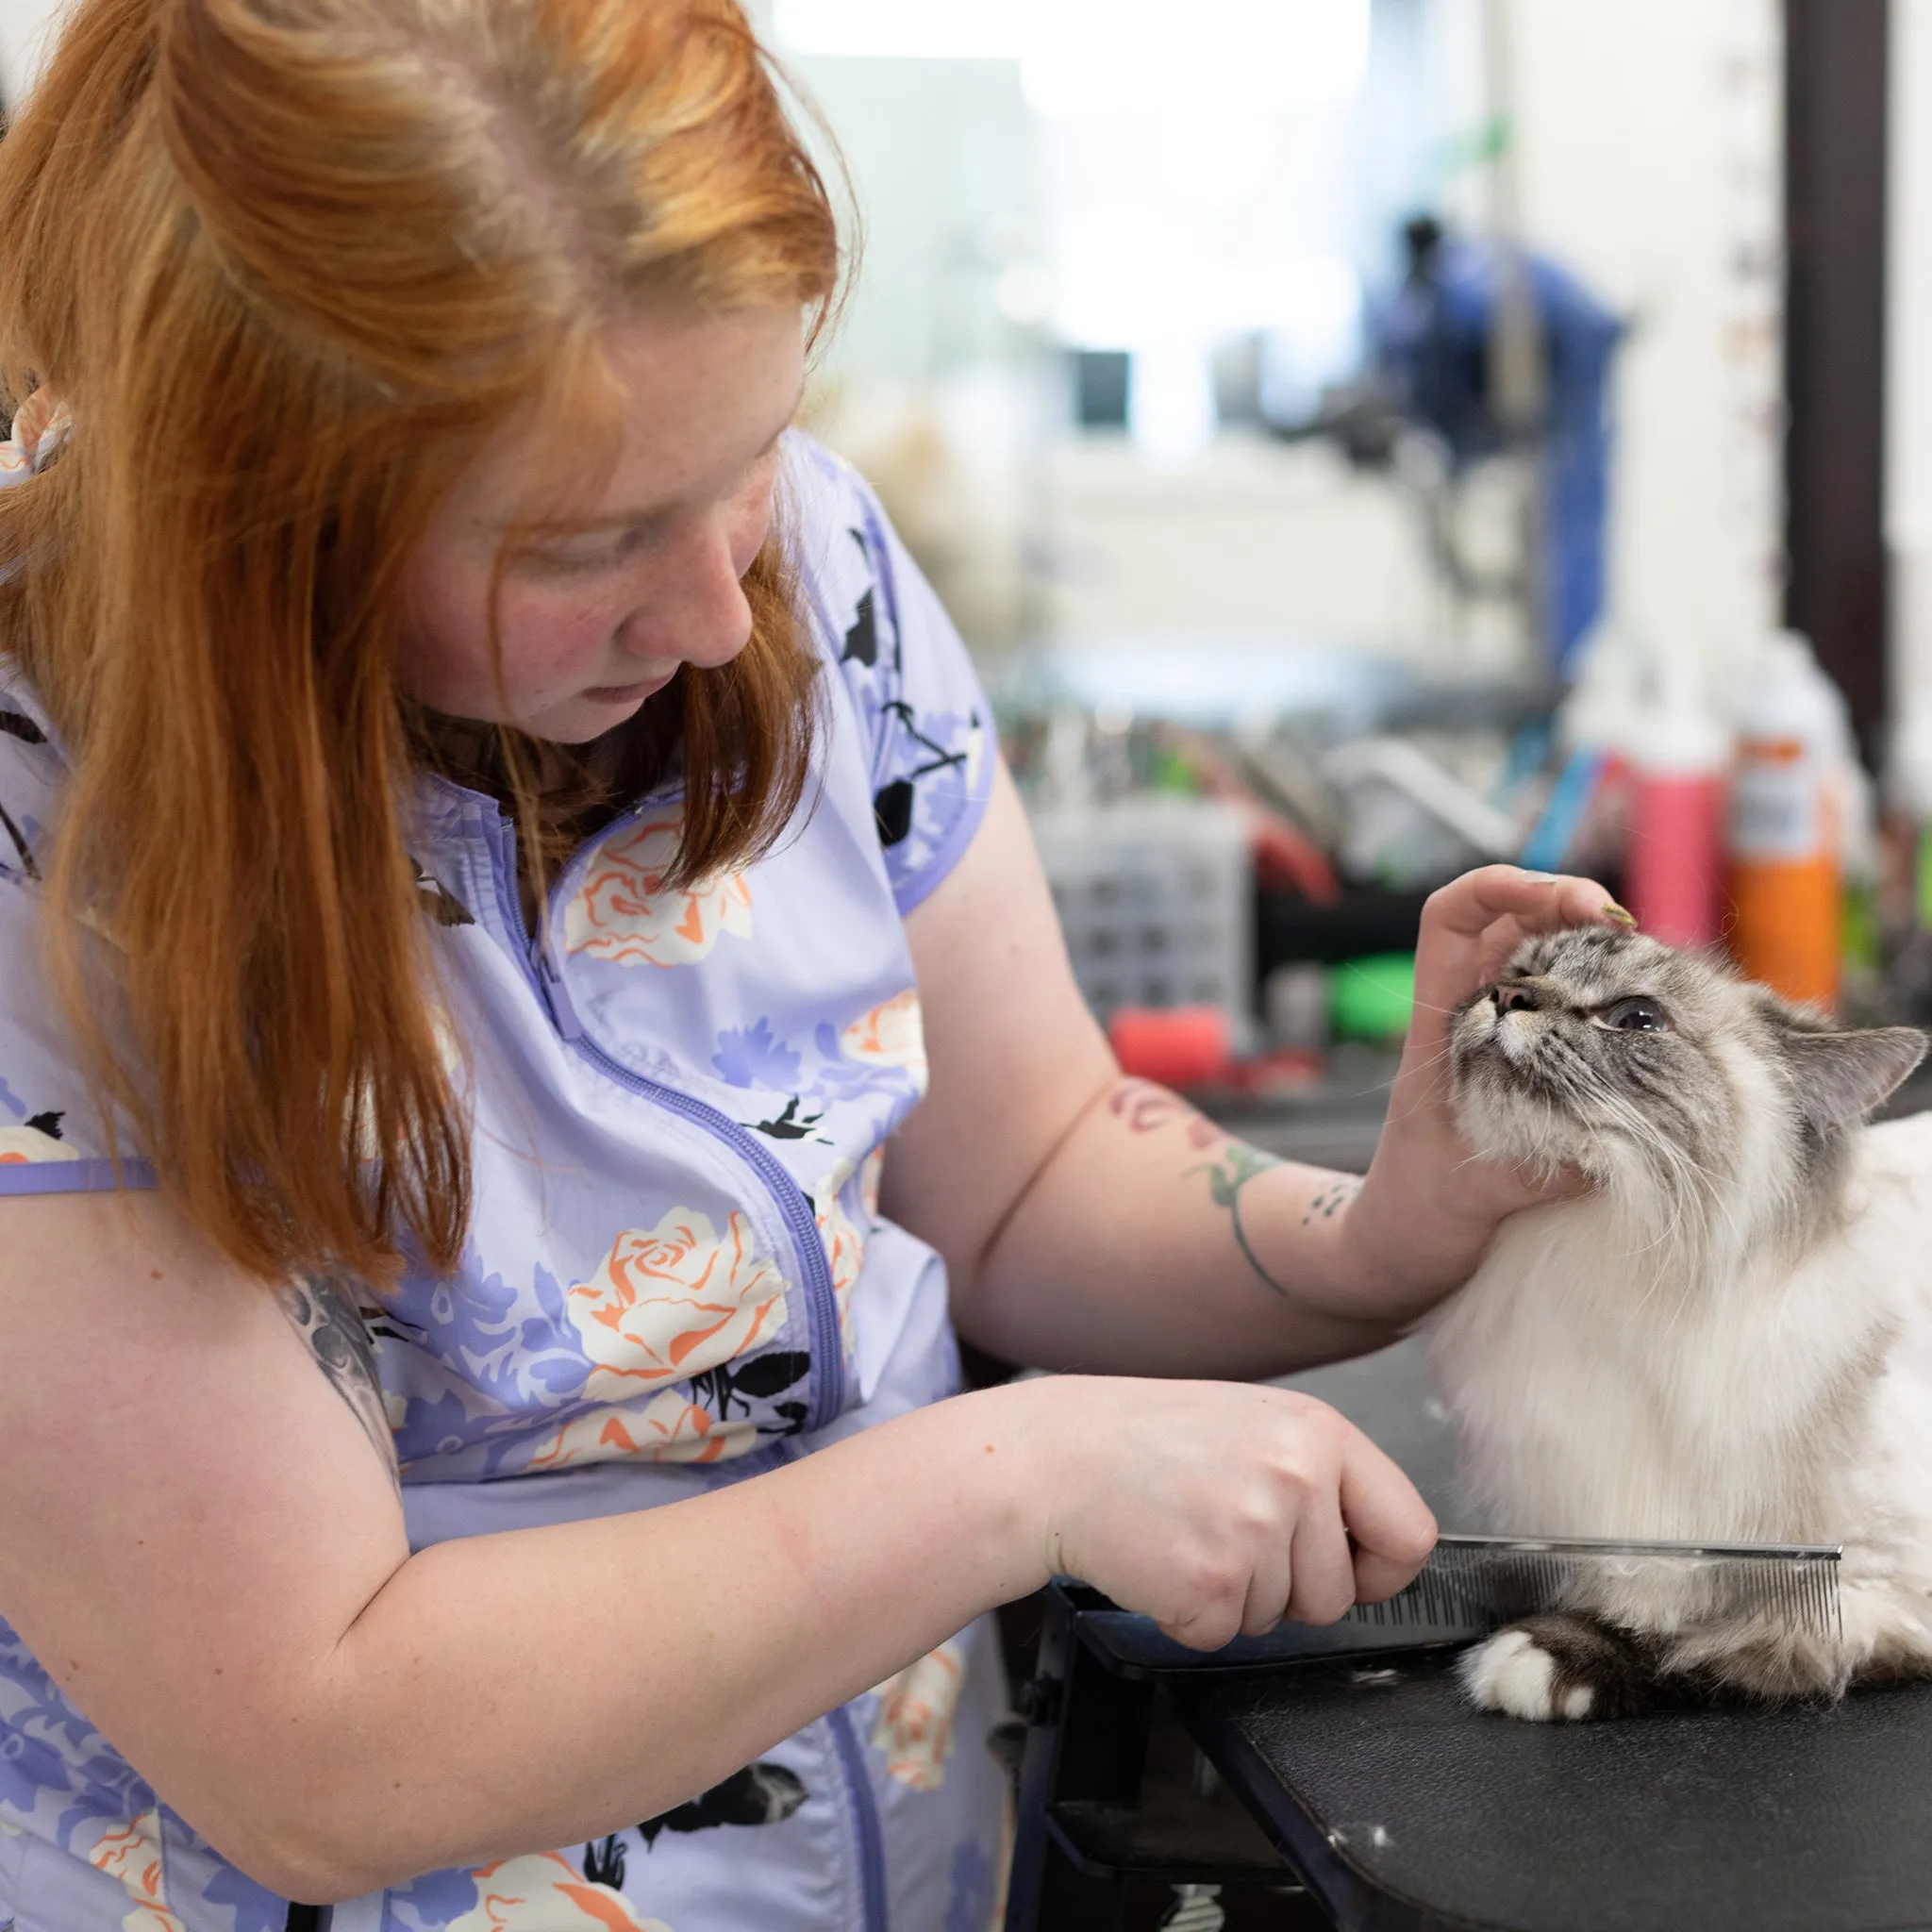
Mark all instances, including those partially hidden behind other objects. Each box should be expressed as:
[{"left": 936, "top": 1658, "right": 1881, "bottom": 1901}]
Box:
[{"left": 1338, "top": 865, "right": 1631, "bottom": 1320}]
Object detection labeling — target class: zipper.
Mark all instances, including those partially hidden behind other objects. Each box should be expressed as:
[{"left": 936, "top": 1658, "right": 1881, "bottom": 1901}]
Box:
[
  {"left": 477, "top": 797, "right": 848, "bottom": 1430},
  {"left": 824, "top": 1702, "right": 889, "bottom": 1932},
  {"left": 558, "top": 1012, "right": 847, "bottom": 1427}
]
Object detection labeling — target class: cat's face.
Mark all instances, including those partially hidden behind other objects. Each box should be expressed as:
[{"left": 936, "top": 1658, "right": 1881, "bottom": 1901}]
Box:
[{"left": 1449, "top": 925, "right": 1925, "bottom": 1208}]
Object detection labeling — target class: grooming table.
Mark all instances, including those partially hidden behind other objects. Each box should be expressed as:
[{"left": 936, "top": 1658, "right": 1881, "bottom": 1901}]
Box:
[{"left": 1002, "top": 1338, "right": 1932, "bottom": 1930}]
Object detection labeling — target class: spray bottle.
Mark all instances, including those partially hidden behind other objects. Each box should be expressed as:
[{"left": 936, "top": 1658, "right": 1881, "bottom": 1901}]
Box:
[
  {"left": 1725, "top": 630, "right": 1843, "bottom": 1009},
  {"left": 1625, "top": 658, "right": 1726, "bottom": 946}
]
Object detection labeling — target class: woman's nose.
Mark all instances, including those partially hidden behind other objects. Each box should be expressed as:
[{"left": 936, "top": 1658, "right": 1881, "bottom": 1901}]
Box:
[
  {"left": 627, "top": 522, "right": 753, "bottom": 670},
  {"left": 1493, "top": 983, "right": 1541, "bottom": 1015}
]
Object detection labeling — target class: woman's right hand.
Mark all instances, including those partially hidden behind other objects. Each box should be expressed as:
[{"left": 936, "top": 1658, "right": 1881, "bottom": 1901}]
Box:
[{"left": 981, "top": 1374, "right": 1437, "bottom": 1651}]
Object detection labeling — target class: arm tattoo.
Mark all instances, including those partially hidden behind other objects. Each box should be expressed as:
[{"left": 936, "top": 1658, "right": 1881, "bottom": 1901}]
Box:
[
  {"left": 1108, "top": 1079, "right": 1295, "bottom": 1298},
  {"left": 276, "top": 1274, "right": 402, "bottom": 1497},
  {"left": 1303, "top": 1176, "right": 1363, "bottom": 1225},
  {"left": 1107, "top": 1081, "right": 1221, "bottom": 1149},
  {"left": 1186, "top": 1142, "right": 1292, "bottom": 1299}
]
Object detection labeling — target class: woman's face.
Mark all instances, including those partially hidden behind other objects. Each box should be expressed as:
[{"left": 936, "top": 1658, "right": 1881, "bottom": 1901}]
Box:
[{"left": 402, "top": 301, "right": 806, "bottom": 744}]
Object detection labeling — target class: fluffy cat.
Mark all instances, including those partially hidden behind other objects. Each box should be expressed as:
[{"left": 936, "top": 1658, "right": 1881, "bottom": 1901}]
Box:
[{"left": 1428, "top": 924, "right": 1932, "bottom": 1720}]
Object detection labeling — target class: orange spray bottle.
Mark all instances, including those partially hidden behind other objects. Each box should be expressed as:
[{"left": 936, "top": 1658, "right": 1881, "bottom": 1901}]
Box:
[{"left": 1724, "top": 631, "right": 1844, "bottom": 1009}]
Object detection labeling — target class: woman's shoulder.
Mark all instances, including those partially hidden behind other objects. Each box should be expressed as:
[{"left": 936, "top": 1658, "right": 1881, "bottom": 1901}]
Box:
[{"left": 776, "top": 431, "right": 996, "bottom": 914}]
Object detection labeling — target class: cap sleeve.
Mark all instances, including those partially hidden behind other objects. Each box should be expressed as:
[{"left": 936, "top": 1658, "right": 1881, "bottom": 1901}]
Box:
[{"left": 788, "top": 434, "right": 997, "bottom": 915}]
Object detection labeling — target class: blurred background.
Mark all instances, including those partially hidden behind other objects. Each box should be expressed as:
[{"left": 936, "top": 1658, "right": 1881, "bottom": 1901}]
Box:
[{"left": 5, "top": 0, "right": 1930, "bottom": 1154}]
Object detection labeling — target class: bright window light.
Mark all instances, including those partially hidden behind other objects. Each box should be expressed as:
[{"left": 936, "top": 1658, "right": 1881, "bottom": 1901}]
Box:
[
  {"left": 772, "top": 0, "right": 1030, "bottom": 61},
  {"left": 772, "top": 0, "right": 1371, "bottom": 114}
]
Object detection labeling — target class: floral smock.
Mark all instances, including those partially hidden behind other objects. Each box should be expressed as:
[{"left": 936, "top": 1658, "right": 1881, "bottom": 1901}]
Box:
[{"left": 0, "top": 427, "right": 1011, "bottom": 1932}]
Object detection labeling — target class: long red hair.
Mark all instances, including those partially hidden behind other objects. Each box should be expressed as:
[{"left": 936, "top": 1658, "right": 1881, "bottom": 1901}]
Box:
[{"left": 0, "top": 0, "right": 841, "bottom": 1283}]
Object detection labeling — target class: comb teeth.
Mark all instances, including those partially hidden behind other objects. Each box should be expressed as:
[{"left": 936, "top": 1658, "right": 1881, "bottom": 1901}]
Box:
[{"left": 1343, "top": 1535, "right": 1844, "bottom": 1641}]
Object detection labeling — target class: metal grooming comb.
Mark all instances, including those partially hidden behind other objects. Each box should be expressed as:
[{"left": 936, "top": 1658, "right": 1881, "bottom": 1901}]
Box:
[{"left": 1343, "top": 1533, "right": 1844, "bottom": 1641}]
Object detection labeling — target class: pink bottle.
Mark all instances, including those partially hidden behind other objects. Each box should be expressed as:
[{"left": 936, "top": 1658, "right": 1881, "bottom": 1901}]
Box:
[{"left": 1624, "top": 663, "right": 1727, "bottom": 947}]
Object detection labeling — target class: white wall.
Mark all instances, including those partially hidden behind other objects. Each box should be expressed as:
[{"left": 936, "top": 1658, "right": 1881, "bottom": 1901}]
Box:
[
  {"left": 1509, "top": 0, "right": 1784, "bottom": 665},
  {"left": 0, "top": 0, "right": 71, "bottom": 107},
  {"left": 1888, "top": 0, "right": 1932, "bottom": 807}
]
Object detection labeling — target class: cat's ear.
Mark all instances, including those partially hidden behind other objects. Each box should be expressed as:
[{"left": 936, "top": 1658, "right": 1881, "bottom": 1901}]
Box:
[{"left": 1777, "top": 1024, "right": 1927, "bottom": 1129}]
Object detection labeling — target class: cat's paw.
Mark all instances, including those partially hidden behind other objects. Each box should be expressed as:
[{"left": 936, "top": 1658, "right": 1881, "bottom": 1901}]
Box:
[
  {"left": 1458, "top": 1612, "right": 1668, "bottom": 1720},
  {"left": 1459, "top": 1627, "right": 1597, "bottom": 1721}
]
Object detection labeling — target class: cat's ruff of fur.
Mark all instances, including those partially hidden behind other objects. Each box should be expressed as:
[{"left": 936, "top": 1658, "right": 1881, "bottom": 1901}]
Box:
[{"left": 1428, "top": 925, "right": 1932, "bottom": 1720}]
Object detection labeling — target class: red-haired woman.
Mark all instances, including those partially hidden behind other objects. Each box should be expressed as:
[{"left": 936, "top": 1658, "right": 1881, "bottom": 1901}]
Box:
[{"left": 0, "top": 2, "right": 1624, "bottom": 1927}]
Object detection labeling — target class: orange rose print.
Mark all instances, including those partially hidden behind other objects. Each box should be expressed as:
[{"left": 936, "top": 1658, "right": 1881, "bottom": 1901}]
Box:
[
  {"left": 841, "top": 988, "right": 928, "bottom": 1095},
  {"left": 446, "top": 1852, "right": 673, "bottom": 1932},
  {"left": 88, "top": 1810, "right": 187, "bottom": 1932},
  {"left": 525, "top": 1390, "right": 756, "bottom": 1471},
  {"left": 812, "top": 1158, "right": 867, "bottom": 1350},
  {"left": 869, "top": 1640, "right": 966, "bottom": 1791},
  {"left": 564, "top": 813, "right": 752, "bottom": 967},
  {"left": 565, "top": 1208, "right": 787, "bottom": 1401},
  {"left": 0, "top": 389, "right": 71, "bottom": 478},
  {"left": 0, "top": 1122, "right": 79, "bottom": 1164}
]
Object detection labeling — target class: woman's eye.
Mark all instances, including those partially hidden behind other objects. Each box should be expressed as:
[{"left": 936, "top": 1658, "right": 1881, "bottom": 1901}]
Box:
[
  {"left": 520, "top": 543, "right": 613, "bottom": 575},
  {"left": 1602, "top": 996, "right": 1671, "bottom": 1033},
  {"left": 524, "top": 525, "right": 658, "bottom": 575}
]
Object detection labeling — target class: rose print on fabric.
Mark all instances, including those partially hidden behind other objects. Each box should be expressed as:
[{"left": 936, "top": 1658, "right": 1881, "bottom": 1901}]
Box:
[
  {"left": 859, "top": 1145, "right": 885, "bottom": 1219},
  {"left": 444, "top": 1852, "right": 671, "bottom": 1932},
  {"left": 0, "top": 389, "right": 72, "bottom": 478},
  {"left": 565, "top": 813, "right": 751, "bottom": 967},
  {"left": 565, "top": 1209, "right": 787, "bottom": 1401},
  {"left": 525, "top": 1389, "right": 756, "bottom": 1471},
  {"left": 0, "top": 1108, "right": 78, "bottom": 1163},
  {"left": 88, "top": 1810, "right": 187, "bottom": 1932},
  {"left": 841, "top": 988, "right": 929, "bottom": 1096},
  {"left": 812, "top": 1158, "right": 866, "bottom": 1348},
  {"left": 870, "top": 1639, "right": 966, "bottom": 1791}
]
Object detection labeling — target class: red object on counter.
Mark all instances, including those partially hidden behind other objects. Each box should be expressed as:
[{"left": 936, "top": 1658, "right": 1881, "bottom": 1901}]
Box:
[
  {"left": 1108, "top": 1005, "right": 1233, "bottom": 1090},
  {"left": 1624, "top": 663, "right": 1728, "bottom": 948},
  {"left": 1626, "top": 771, "right": 1725, "bottom": 946}
]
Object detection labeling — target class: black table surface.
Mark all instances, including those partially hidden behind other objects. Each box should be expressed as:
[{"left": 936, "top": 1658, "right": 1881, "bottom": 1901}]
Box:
[{"left": 1146, "top": 1337, "right": 1932, "bottom": 1932}]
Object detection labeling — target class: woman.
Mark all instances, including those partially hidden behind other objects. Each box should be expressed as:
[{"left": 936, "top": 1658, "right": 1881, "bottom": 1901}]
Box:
[{"left": 0, "top": 1, "right": 1620, "bottom": 1927}]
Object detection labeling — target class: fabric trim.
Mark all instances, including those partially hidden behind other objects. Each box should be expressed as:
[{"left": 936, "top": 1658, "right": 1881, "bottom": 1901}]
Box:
[
  {"left": 889, "top": 749, "right": 997, "bottom": 918},
  {"left": 0, "top": 1157, "right": 160, "bottom": 1196}
]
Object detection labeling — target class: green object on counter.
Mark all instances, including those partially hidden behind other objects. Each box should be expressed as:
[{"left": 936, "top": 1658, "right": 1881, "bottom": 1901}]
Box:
[
  {"left": 1328, "top": 952, "right": 1416, "bottom": 1040},
  {"left": 1918, "top": 824, "right": 1932, "bottom": 930},
  {"left": 1150, "top": 746, "right": 1197, "bottom": 795},
  {"left": 1843, "top": 876, "right": 1882, "bottom": 974}
]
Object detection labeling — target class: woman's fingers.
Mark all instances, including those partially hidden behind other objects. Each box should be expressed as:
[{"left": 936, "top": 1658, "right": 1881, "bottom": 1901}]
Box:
[
  {"left": 1422, "top": 863, "right": 1626, "bottom": 942},
  {"left": 1240, "top": 1533, "right": 1296, "bottom": 1637},
  {"left": 1413, "top": 866, "right": 1633, "bottom": 1016},
  {"left": 1284, "top": 1498, "right": 1357, "bottom": 1625},
  {"left": 1336, "top": 1427, "right": 1437, "bottom": 1601}
]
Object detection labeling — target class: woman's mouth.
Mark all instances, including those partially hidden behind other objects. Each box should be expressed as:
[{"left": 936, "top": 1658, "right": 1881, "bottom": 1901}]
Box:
[{"left": 580, "top": 670, "right": 676, "bottom": 705}]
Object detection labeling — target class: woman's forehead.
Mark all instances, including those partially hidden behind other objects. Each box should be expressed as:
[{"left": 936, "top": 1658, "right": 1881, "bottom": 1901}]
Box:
[{"left": 452, "top": 302, "right": 807, "bottom": 533}]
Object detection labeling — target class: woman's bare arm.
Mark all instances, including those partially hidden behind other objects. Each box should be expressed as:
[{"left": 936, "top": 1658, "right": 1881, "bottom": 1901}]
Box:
[
  {"left": 0, "top": 1187, "right": 1038, "bottom": 1900},
  {"left": 888, "top": 760, "right": 1617, "bottom": 1374},
  {"left": 0, "top": 1181, "right": 1431, "bottom": 1903}
]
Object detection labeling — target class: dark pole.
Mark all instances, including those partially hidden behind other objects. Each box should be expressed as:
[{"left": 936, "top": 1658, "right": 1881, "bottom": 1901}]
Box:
[{"left": 1783, "top": 0, "right": 1890, "bottom": 766}]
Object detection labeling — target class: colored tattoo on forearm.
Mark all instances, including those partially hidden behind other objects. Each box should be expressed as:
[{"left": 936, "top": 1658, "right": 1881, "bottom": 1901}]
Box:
[
  {"left": 1108, "top": 1080, "right": 1221, "bottom": 1150},
  {"left": 1108, "top": 1079, "right": 1298, "bottom": 1299},
  {"left": 1187, "top": 1141, "right": 1293, "bottom": 1299}
]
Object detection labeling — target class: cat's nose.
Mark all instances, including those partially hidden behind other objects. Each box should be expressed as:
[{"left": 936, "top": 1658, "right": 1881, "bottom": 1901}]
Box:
[{"left": 1493, "top": 983, "right": 1541, "bottom": 1015}]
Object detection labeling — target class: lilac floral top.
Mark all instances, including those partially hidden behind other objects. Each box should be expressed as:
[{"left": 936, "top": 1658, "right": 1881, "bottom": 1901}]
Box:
[{"left": 0, "top": 430, "right": 1011, "bottom": 1932}]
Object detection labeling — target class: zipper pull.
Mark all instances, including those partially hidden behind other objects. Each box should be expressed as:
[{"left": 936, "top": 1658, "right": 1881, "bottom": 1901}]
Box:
[{"left": 536, "top": 943, "right": 586, "bottom": 1041}]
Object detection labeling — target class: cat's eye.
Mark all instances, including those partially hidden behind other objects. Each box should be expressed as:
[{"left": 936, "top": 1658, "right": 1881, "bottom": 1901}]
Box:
[{"left": 1600, "top": 996, "right": 1671, "bottom": 1033}]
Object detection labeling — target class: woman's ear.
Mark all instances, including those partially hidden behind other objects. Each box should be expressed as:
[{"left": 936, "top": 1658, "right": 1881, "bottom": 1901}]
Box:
[{"left": 1777, "top": 1022, "right": 1927, "bottom": 1132}]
